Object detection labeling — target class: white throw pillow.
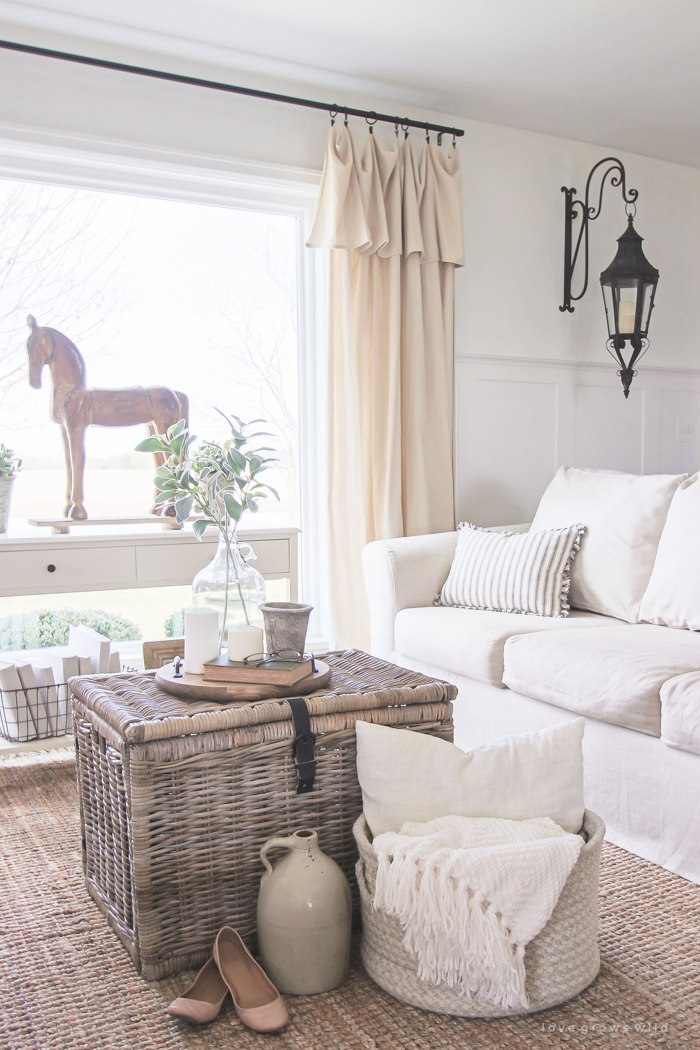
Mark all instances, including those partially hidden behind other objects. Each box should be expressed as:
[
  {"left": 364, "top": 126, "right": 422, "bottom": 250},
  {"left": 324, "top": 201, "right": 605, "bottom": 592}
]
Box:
[
  {"left": 530, "top": 466, "right": 686, "bottom": 623},
  {"left": 640, "top": 472, "right": 700, "bottom": 630},
  {"left": 355, "top": 719, "right": 585, "bottom": 836},
  {"left": 435, "top": 522, "right": 584, "bottom": 617}
]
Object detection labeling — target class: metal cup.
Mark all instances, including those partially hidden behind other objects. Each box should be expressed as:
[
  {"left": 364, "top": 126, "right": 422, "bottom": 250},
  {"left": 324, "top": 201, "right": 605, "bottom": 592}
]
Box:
[{"left": 259, "top": 602, "right": 313, "bottom": 657}]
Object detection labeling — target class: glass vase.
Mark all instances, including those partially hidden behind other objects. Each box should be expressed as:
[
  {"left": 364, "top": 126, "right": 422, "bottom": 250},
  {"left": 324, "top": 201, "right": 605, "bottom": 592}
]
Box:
[{"left": 192, "top": 530, "right": 265, "bottom": 646}]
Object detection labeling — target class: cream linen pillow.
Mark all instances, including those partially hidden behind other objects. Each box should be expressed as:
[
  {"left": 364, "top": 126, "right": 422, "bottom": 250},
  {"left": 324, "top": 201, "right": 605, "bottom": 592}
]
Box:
[
  {"left": 640, "top": 472, "right": 700, "bottom": 630},
  {"left": 355, "top": 718, "right": 585, "bottom": 836},
  {"left": 530, "top": 466, "right": 686, "bottom": 622}
]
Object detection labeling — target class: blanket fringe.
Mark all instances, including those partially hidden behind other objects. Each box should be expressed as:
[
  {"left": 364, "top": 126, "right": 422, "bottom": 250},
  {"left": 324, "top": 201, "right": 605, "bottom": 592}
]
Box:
[{"left": 374, "top": 853, "right": 528, "bottom": 1009}]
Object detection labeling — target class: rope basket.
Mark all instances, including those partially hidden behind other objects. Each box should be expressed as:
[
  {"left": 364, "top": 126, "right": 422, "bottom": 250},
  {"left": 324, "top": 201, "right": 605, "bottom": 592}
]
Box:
[{"left": 354, "top": 809, "right": 604, "bottom": 1017}]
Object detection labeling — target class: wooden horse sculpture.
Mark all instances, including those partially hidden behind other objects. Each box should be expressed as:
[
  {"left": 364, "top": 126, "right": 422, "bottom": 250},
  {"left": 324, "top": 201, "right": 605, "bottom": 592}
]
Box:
[{"left": 26, "top": 315, "right": 189, "bottom": 520}]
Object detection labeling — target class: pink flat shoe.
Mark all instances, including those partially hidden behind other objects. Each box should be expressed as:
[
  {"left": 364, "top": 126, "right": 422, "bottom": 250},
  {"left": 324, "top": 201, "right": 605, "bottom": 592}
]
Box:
[
  {"left": 213, "top": 927, "right": 289, "bottom": 1032},
  {"left": 167, "top": 957, "right": 229, "bottom": 1024}
]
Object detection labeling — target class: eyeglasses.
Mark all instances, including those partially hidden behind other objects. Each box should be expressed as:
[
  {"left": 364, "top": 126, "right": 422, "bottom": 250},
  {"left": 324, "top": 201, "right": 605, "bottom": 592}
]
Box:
[{"left": 242, "top": 651, "right": 318, "bottom": 672}]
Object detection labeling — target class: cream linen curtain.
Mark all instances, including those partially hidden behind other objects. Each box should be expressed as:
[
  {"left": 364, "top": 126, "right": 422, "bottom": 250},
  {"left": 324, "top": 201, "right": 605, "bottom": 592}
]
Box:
[{"left": 307, "top": 126, "right": 464, "bottom": 649}]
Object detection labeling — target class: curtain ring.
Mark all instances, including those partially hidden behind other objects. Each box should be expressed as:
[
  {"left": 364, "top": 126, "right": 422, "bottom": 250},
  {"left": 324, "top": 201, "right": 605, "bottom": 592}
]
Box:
[
  {"left": 425, "top": 123, "right": 431, "bottom": 144},
  {"left": 344, "top": 110, "right": 349, "bottom": 127},
  {"left": 329, "top": 108, "right": 338, "bottom": 127},
  {"left": 366, "top": 113, "right": 378, "bottom": 135},
  {"left": 401, "top": 123, "right": 409, "bottom": 140}
]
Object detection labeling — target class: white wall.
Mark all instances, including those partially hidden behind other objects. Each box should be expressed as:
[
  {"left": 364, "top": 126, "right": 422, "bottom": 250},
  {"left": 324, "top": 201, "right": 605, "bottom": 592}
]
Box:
[{"left": 2, "top": 25, "right": 699, "bottom": 526}]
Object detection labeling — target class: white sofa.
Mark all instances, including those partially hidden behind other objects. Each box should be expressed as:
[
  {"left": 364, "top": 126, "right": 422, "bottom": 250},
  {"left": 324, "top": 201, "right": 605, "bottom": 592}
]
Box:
[{"left": 362, "top": 467, "right": 700, "bottom": 885}]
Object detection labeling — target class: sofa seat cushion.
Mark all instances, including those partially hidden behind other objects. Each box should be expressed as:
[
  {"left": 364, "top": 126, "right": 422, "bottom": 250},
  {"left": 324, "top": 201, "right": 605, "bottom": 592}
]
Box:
[
  {"left": 660, "top": 672, "right": 700, "bottom": 756},
  {"left": 503, "top": 625, "right": 700, "bottom": 736},
  {"left": 394, "top": 607, "right": 622, "bottom": 687}
]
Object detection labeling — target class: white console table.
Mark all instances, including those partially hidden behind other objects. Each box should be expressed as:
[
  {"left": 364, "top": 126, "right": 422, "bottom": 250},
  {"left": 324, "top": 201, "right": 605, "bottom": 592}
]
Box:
[
  {"left": 0, "top": 526, "right": 300, "bottom": 757},
  {"left": 0, "top": 526, "right": 299, "bottom": 599}
]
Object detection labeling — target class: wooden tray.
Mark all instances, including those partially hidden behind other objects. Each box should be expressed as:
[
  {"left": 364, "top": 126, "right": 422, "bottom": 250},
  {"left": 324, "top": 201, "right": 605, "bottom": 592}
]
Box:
[{"left": 155, "top": 660, "right": 332, "bottom": 703}]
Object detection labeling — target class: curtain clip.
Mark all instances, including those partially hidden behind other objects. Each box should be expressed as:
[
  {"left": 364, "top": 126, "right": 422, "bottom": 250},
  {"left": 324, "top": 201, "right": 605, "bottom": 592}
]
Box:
[
  {"left": 394, "top": 120, "right": 399, "bottom": 137},
  {"left": 402, "top": 123, "right": 409, "bottom": 140},
  {"left": 437, "top": 132, "right": 443, "bottom": 147},
  {"left": 366, "top": 113, "right": 377, "bottom": 135},
  {"left": 344, "top": 110, "right": 349, "bottom": 127},
  {"left": 425, "top": 123, "right": 431, "bottom": 144},
  {"left": 452, "top": 133, "right": 457, "bottom": 149},
  {"left": 329, "top": 108, "right": 338, "bottom": 127}
]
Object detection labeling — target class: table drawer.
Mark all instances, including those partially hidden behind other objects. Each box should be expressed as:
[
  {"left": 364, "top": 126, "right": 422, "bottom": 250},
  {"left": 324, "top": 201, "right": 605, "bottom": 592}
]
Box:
[
  {"left": 0, "top": 546, "right": 137, "bottom": 595},
  {"left": 135, "top": 537, "right": 290, "bottom": 586}
]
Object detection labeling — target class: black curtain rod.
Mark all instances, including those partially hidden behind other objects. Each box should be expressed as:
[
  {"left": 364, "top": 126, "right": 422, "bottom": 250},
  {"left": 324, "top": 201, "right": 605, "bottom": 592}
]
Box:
[{"left": 0, "top": 38, "right": 465, "bottom": 139}]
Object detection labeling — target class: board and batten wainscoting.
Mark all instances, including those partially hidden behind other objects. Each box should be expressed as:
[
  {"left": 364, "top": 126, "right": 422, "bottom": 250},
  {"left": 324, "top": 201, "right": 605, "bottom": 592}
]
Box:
[{"left": 456, "top": 354, "right": 700, "bottom": 527}]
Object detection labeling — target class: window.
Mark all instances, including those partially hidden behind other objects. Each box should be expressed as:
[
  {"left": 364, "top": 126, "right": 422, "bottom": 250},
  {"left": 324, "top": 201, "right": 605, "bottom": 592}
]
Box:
[
  {"left": 0, "top": 133, "right": 328, "bottom": 654},
  {"left": 1, "top": 179, "right": 300, "bottom": 530}
]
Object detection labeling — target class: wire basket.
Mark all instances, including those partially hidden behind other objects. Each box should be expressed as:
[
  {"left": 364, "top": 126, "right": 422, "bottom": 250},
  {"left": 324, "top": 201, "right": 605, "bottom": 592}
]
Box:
[{"left": 0, "top": 681, "right": 72, "bottom": 742}]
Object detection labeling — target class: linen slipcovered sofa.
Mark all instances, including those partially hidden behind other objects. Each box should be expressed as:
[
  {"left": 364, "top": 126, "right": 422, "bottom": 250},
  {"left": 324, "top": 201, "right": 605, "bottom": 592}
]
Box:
[{"left": 363, "top": 466, "right": 700, "bottom": 885}]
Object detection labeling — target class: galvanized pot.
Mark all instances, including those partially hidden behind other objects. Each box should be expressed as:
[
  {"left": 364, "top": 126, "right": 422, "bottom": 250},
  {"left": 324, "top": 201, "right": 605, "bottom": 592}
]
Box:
[
  {"left": 0, "top": 476, "right": 14, "bottom": 534},
  {"left": 259, "top": 602, "right": 313, "bottom": 656}
]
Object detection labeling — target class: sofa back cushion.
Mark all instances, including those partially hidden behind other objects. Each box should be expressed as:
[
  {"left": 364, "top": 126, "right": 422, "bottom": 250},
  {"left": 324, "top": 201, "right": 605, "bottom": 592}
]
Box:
[
  {"left": 639, "top": 472, "right": 700, "bottom": 630},
  {"left": 355, "top": 718, "right": 585, "bottom": 836},
  {"left": 435, "top": 522, "right": 584, "bottom": 618},
  {"left": 530, "top": 466, "right": 686, "bottom": 622}
]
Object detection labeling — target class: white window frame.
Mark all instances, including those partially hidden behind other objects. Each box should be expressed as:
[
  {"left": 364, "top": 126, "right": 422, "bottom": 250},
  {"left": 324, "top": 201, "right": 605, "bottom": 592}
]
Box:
[{"left": 0, "top": 122, "right": 330, "bottom": 644}]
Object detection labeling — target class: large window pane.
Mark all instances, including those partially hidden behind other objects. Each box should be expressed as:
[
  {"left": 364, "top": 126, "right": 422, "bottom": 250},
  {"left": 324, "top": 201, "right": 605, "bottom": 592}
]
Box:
[{"left": 0, "top": 180, "right": 300, "bottom": 531}]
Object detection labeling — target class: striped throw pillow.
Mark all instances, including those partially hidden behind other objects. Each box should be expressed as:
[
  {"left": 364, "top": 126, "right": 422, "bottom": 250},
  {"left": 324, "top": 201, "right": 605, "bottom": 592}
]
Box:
[{"left": 436, "top": 523, "right": 585, "bottom": 618}]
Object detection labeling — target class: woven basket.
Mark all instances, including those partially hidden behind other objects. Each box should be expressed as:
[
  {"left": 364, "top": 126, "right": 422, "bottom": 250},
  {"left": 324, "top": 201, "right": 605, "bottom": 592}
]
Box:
[
  {"left": 71, "top": 649, "right": 455, "bottom": 980},
  {"left": 354, "top": 809, "right": 604, "bottom": 1017}
]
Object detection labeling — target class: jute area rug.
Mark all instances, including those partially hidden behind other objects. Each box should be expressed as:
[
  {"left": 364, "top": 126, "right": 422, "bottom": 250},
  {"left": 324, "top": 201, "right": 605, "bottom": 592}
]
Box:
[{"left": 0, "top": 752, "right": 698, "bottom": 1050}]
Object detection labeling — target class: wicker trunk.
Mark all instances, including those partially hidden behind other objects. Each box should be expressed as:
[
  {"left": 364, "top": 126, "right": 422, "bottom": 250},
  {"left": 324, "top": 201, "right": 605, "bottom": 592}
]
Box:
[{"left": 71, "top": 649, "right": 455, "bottom": 980}]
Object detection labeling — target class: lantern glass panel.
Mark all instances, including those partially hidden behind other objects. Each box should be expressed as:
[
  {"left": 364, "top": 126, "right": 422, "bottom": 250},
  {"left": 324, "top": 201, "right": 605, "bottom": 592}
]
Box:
[
  {"left": 641, "top": 281, "right": 655, "bottom": 333},
  {"left": 602, "top": 283, "right": 617, "bottom": 338}
]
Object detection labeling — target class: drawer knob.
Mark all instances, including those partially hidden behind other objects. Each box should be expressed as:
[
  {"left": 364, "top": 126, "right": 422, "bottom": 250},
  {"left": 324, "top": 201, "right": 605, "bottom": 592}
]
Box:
[{"left": 47, "top": 564, "right": 56, "bottom": 573}]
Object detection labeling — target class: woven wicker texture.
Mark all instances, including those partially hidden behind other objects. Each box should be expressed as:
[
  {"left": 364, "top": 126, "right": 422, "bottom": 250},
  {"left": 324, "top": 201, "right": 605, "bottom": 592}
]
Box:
[
  {"left": 70, "top": 650, "right": 456, "bottom": 979},
  {"left": 0, "top": 752, "right": 697, "bottom": 1050},
  {"left": 354, "top": 811, "right": 603, "bottom": 1016}
]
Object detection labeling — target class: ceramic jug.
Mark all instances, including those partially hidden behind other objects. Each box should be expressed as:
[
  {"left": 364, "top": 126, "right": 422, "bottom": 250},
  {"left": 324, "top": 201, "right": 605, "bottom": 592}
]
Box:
[{"left": 257, "top": 828, "right": 352, "bottom": 994}]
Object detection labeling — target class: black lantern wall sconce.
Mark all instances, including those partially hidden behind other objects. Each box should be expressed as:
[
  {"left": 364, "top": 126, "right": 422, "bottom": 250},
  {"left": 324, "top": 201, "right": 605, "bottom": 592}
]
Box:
[{"left": 560, "top": 157, "right": 659, "bottom": 398}]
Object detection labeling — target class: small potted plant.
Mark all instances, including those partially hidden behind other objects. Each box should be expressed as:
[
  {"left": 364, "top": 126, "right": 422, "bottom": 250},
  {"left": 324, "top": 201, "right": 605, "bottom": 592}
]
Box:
[
  {"left": 0, "top": 445, "right": 21, "bottom": 534},
  {"left": 136, "top": 412, "right": 279, "bottom": 648}
]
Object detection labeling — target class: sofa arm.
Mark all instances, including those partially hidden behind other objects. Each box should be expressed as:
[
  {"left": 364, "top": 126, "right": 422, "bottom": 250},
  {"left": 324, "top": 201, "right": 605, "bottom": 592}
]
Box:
[
  {"left": 362, "top": 523, "right": 531, "bottom": 659},
  {"left": 362, "top": 532, "right": 458, "bottom": 659}
]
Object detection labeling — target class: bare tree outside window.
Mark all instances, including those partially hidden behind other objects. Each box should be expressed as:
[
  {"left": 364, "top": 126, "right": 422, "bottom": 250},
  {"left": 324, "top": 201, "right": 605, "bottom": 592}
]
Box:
[{"left": 0, "top": 181, "right": 129, "bottom": 415}]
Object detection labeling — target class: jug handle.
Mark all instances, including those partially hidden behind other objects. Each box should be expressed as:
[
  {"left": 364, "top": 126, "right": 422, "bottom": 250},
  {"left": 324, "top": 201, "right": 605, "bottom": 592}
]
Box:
[
  {"left": 260, "top": 836, "right": 296, "bottom": 877},
  {"left": 238, "top": 542, "right": 257, "bottom": 562}
]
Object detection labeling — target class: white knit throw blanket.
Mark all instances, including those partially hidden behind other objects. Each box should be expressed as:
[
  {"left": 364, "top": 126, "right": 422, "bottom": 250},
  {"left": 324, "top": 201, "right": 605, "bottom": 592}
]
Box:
[{"left": 372, "top": 815, "right": 583, "bottom": 1010}]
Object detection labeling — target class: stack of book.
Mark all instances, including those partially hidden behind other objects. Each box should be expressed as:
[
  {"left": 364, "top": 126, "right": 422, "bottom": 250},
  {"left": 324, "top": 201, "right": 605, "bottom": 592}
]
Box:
[
  {"left": 203, "top": 654, "right": 314, "bottom": 687},
  {"left": 0, "top": 624, "right": 121, "bottom": 743}
]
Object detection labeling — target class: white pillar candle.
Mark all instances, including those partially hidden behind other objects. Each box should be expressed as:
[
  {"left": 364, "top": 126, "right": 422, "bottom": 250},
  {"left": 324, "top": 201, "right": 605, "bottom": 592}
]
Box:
[
  {"left": 618, "top": 299, "right": 636, "bottom": 334},
  {"left": 227, "top": 625, "right": 264, "bottom": 663},
  {"left": 184, "top": 607, "right": 220, "bottom": 675}
]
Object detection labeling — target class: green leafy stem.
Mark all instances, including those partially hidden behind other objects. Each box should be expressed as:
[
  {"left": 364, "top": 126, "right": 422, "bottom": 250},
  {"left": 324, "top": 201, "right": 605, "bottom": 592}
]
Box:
[{"left": 135, "top": 410, "right": 279, "bottom": 646}]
